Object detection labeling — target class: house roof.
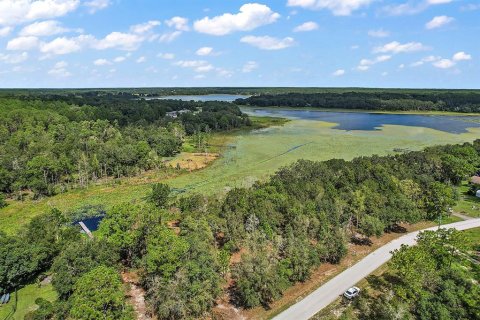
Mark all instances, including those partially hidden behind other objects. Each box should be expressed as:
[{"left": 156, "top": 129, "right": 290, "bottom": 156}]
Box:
[{"left": 471, "top": 176, "right": 480, "bottom": 185}]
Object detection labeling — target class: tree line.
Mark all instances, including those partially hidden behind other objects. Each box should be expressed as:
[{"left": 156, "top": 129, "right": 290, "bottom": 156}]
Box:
[
  {"left": 0, "top": 96, "right": 250, "bottom": 198},
  {"left": 2, "top": 139, "right": 479, "bottom": 319},
  {"left": 236, "top": 92, "right": 480, "bottom": 113}
]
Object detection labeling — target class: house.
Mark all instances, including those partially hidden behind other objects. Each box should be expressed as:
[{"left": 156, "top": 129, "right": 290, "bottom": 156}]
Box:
[
  {"left": 471, "top": 176, "right": 480, "bottom": 185},
  {"left": 166, "top": 109, "right": 192, "bottom": 118},
  {"left": 477, "top": 190, "right": 480, "bottom": 198}
]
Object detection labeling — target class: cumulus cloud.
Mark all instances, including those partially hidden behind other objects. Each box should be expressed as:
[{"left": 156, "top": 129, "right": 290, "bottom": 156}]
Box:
[
  {"left": 0, "top": 26, "right": 13, "bottom": 37},
  {"left": 242, "top": 61, "right": 259, "bottom": 73},
  {"left": 165, "top": 17, "right": 189, "bottom": 31},
  {"left": 7, "top": 36, "right": 40, "bottom": 50},
  {"left": 158, "top": 52, "right": 175, "bottom": 60},
  {"left": 20, "top": 20, "right": 70, "bottom": 37},
  {"left": 136, "top": 56, "right": 146, "bottom": 63},
  {"left": 93, "top": 58, "right": 111, "bottom": 66},
  {"left": 48, "top": 60, "right": 71, "bottom": 77},
  {"left": 194, "top": 3, "right": 280, "bottom": 36},
  {"left": 159, "top": 31, "right": 182, "bottom": 43},
  {"left": 175, "top": 60, "right": 214, "bottom": 73},
  {"left": 433, "top": 58, "right": 455, "bottom": 69},
  {"left": 84, "top": 0, "right": 110, "bottom": 14},
  {"left": 0, "top": 0, "right": 80, "bottom": 26},
  {"left": 425, "top": 15, "right": 454, "bottom": 29},
  {"left": 373, "top": 41, "right": 430, "bottom": 54},
  {"left": 368, "top": 29, "right": 390, "bottom": 38},
  {"left": 452, "top": 51, "right": 472, "bottom": 61},
  {"left": 93, "top": 32, "right": 143, "bottom": 51},
  {"left": 410, "top": 55, "right": 441, "bottom": 67},
  {"left": 40, "top": 36, "right": 84, "bottom": 55},
  {"left": 332, "top": 69, "right": 345, "bottom": 76},
  {"left": 240, "top": 35, "right": 295, "bottom": 50},
  {"left": 293, "top": 21, "right": 318, "bottom": 32},
  {"left": 130, "top": 20, "right": 161, "bottom": 34},
  {"left": 0, "top": 52, "right": 28, "bottom": 64},
  {"left": 196, "top": 47, "right": 213, "bottom": 56},
  {"left": 287, "top": 0, "right": 374, "bottom": 16},
  {"left": 113, "top": 56, "right": 126, "bottom": 63},
  {"left": 356, "top": 55, "right": 391, "bottom": 71},
  {"left": 382, "top": 0, "right": 453, "bottom": 16}
]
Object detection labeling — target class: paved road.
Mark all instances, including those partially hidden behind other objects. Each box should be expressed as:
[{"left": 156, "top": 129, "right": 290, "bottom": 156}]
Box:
[{"left": 273, "top": 219, "right": 480, "bottom": 320}]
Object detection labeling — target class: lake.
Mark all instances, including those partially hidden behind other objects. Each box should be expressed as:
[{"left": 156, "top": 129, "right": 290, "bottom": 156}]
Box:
[
  {"left": 243, "top": 108, "right": 480, "bottom": 134},
  {"left": 146, "top": 94, "right": 250, "bottom": 102}
]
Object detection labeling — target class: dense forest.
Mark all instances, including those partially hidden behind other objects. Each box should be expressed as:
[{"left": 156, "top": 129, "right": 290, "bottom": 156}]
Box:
[
  {"left": 0, "top": 96, "right": 250, "bottom": 197},
  {"left": 342, "top": 228, "right": 480, "bottom": 320},
  {"left": 236, "top": 92, "right": 480, "bottom": 113},
  {"left": 2, "top": 139, "right": 479, "bottom": 319}
]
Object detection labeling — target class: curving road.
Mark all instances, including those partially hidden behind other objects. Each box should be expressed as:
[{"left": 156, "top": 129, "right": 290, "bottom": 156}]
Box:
[{"left": 273, "top": 219, "right": 480, "bottom": 320}]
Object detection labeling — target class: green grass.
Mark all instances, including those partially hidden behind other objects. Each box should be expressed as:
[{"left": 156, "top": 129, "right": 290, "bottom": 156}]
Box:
[
  {"left": 463, "top": 227, "right": 480, "bottom": 250},
  {"left": 0, "top": 283, "right": 57, "bottom": 320},
  {"left": 2, "top": 119, "right": 480, "bottom": 235},
  {"left": 454, "top": 182, "right": 480, "bottom": 218}
]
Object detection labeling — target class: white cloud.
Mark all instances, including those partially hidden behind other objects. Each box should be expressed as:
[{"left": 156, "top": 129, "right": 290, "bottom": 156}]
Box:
[
  {"left": 410, "top": 55, "right": 441, "bottom": 67},
  {"left": 113, "top": 56, "right": 126, "bottom": 63},
  {"left": 357, "top": 55, "right": 391, "bottom": 70},
  {"left": 425, "top": 15, "right": 454, "bottom": 29},
  {"left": 196, "top": 47, "right": 213, "bottom": 56},
  {"left": 368, "top": 29, "right": 390, "bottom": 38},
  {"left": 93, "top": 58, "right": 111, "bottom": 66},
  {"left": 0, "top": 26, "right": 13, "bottom": 37},
  {"left": 242, "top": 61, "right": 259, "bottom": 73},
  {"left": 240, "top": 35, "right": 295, "bottom": 50},
  {"left": 165, "top": 17, "right": 189, "bottom": 31},
  {"left": 40, "top": 36, "right": 84, "bottom": 55},
  {"left": 287, "top": 0, "right": 374, "bottom": 16},
  {"left": 48, "top": 60, "right": 71, "bottom": 77},
  {"left": 373, "top": 41, "right": 429, "bottom": 54},
  {"left": 94, "top": 32, "right": 143, "bottom": 51},
  {"left": 20, "top": 20, "right": 69, "bottom": 37},
  {"left": 130, "top": 20, "right": 161, "bottom": 34},
  {"left": 136, "top": 56, "right": 146, "bottom": 63},
  {"left": 452, "top": 51, "right": 472, "bottom": 61},
  {"left": 159, "top": 31, "right": 182, "bottom": 43},
  {"left": 293, "top": 21, "right": 318, "bottom": 32},
  {"left": 433, "top": 58, "right": 455, "bottom": 69},
  {"left": 158, "top": 52, "right": 175, "bottom": 60},
  {"left": 0, "top": 0, "right": 80, "bottom": 26},
  {"left": 7, "top": 36, "right": 39, "bottom": 50},
  {"left": 194, "top": 3, "right": 280, "bottom": 36},
  {"left": 84, "top": 0, "right": 110, "bottom": 14},
  {"left": 175, "top": 60, "right": 214, "bottom": 73},
  {"left": 332, "top": 69, "right": 345, "bottom": 76},
  {"left": 382, "top": 0, "right": 453, "bottom": 16},
  {"left": 0, "top": 52, "right": 28, "bottom": 64}
]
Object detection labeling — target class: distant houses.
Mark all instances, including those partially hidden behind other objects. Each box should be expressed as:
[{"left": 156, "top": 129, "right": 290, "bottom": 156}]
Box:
[
  {"left": 471, "top": 176, "right": 480, "bottom": 198},
  {"left": 166, "top": 109, "right": 192, "bottom": 119}
]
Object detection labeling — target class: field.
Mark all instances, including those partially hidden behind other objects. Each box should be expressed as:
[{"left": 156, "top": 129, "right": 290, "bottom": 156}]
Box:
[
  {"left": 0, "top": 283, "right": 56, "bottom": 320},
  {"left": 1, "top": 118, "right": 480, "bottom": 235},
  {"left": 454, "top": 182, "right": 480, "bottom": 218}
]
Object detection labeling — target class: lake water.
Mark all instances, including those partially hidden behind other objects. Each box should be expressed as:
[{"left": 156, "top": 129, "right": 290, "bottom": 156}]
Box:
[
  {"left": 243, "top": 108, "right": 480, "bottom": 134},
  {"left": 146, "top": 94, "right": 250, "bottom": 102}
]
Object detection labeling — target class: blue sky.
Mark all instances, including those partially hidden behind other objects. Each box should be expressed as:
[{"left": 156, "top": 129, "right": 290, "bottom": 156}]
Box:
[{"left": 0, "top": 0, "right": 478, "bottom": 88}]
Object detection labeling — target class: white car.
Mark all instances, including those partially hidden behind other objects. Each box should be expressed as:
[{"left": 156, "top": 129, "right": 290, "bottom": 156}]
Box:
[{"left": 343, "top": 287, "right": 360, "bottom": 299}]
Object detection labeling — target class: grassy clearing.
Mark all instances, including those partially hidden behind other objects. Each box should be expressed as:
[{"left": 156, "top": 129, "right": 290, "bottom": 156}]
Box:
[
  {"left": 2, "top": 120, "right": 480, "bottom": 235},
  {"left": 454, "top": 182, "right": 480, "bottom": 218},
  {"left": 0, "top": 283, "right": 57, "bottom": 320},
  {"left": 463, "top": 227, "right": 480, "bottom": 250}
]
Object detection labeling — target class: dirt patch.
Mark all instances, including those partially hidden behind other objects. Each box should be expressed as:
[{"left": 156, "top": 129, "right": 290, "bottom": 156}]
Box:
[
  {"left": 122, "top": 271, "right": 153, "bottom": 320},
  {"left": 167, "top": 153, "right": 219, "bottom": 171}
]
